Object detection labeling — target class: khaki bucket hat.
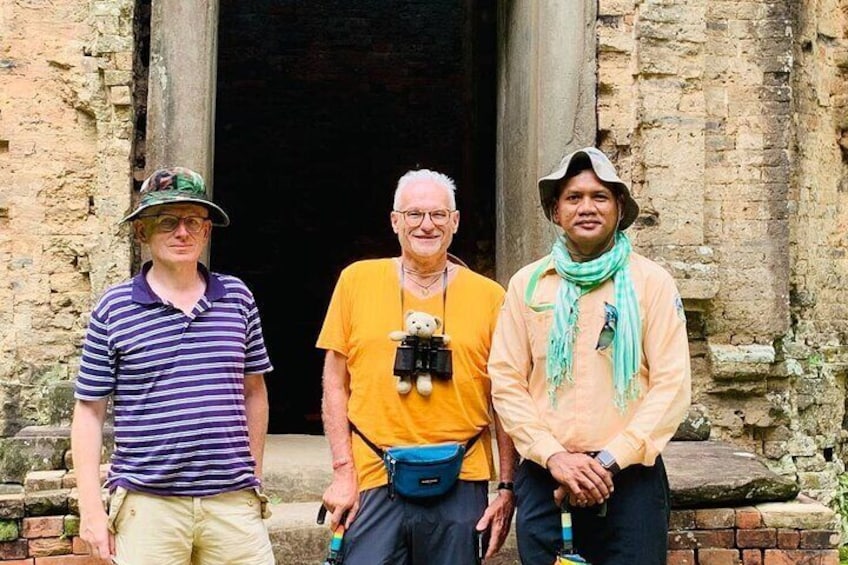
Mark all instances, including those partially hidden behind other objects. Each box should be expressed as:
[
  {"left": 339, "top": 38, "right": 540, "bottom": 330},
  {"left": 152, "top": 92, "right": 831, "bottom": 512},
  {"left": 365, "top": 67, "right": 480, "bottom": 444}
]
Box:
[
  {"left": 538, "top": 146, "right": 639, "bottom": 230},
  {"left": 121, "top": 167, "right": 230, "bottom": 226}
]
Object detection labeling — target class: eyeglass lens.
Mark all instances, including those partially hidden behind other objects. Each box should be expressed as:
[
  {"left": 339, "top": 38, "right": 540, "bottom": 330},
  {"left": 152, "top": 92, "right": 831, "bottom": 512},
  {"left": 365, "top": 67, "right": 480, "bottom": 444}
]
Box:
[
  {"left": 399, "top": 210, "right": 452, "bottom": 226},
  {"left": 142, "top": 214, "right": 208, "bottom": 234}
]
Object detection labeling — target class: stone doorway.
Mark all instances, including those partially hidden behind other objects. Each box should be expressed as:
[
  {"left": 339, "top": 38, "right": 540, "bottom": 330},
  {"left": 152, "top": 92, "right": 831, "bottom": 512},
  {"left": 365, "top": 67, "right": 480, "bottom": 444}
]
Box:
[
  {"left": 208, "top": 1, "right": 498, "bottom": 434},
  {"left": 144, "top": 1, "right": 596, "bottom": 435}
]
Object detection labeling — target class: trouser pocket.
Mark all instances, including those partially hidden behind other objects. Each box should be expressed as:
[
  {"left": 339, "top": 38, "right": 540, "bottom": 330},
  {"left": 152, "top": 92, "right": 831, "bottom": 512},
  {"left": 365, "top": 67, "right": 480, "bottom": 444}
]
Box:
[{"left": 106, "top": 486, "right": 128, "bottom": 534}]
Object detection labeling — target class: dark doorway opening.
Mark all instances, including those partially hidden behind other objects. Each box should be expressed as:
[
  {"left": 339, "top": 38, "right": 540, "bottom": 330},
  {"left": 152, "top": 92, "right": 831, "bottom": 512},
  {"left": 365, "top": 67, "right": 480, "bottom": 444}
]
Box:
[{"left": 212, "top": 1, "right": 497, "bottom": 434}]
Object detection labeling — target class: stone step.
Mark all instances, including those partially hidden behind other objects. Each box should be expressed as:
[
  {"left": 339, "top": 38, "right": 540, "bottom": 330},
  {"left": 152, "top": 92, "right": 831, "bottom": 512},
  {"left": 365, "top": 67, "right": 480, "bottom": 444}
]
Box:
[{"left": 262, "top": 434, "right": 333, "bottom": 503}]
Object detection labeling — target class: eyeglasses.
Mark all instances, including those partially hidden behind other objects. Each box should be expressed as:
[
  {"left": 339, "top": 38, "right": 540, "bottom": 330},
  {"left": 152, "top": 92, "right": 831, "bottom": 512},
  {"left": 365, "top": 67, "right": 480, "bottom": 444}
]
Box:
[
  {"left": 139, "top": 214, "right": 209, "bottom": 234},
  {"left": 596, "top": 302, "right": 618, "bottom": 351},
  {"left": 394, "top": 209, "right": 455, "bottom": 227}
]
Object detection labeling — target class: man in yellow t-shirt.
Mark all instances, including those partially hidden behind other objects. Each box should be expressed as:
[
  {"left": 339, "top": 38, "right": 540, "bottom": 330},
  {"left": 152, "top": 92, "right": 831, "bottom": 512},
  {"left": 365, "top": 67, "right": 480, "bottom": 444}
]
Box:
[{"left": 316, "top": 168, "right": 516, "bottom": 564}]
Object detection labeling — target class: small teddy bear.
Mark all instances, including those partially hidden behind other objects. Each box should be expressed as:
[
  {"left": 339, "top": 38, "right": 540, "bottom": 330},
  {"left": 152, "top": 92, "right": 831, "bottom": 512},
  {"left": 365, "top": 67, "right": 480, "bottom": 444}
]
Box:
[{"left": 389, "top": 310, "right": 451, "bottom": 396}]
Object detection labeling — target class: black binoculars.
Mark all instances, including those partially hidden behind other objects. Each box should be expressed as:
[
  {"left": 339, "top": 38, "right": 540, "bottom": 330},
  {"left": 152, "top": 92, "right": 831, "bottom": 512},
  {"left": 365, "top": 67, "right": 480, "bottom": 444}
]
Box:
[{"left": 392, "top": 335, "right": 452, "bottom": 379}]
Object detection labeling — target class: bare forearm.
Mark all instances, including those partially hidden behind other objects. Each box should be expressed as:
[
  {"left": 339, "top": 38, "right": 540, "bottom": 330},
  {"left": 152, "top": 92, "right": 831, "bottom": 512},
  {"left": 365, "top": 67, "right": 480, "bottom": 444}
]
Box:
[
  {"left": 70, "top": 400, "right": 107, "bottom": 516},
  {"left": 494, "top": 412, "right": 517, "bottom": 483},
  {"left": 321, "top": 351, "right": 353, "bottom": 467},
  {"left": 244, "top": 374, "right": 270, "bottom": 481}
]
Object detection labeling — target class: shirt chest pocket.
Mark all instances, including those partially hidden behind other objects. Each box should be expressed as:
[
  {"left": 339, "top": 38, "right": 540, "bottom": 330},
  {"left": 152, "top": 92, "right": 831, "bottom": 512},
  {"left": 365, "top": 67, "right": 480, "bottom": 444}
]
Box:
[
  {"left": 523, "top": 300, "right": 615, "bottom": 366},
  {"left": 524, "top": 310, "right": 553, "bottom": 362}
]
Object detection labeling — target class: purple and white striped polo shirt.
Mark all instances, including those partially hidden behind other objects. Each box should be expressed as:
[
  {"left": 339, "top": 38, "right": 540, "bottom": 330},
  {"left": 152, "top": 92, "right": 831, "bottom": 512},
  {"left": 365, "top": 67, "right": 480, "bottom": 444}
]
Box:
[{"left": 75, "top": 262, "right": 274, "bottom": 497}]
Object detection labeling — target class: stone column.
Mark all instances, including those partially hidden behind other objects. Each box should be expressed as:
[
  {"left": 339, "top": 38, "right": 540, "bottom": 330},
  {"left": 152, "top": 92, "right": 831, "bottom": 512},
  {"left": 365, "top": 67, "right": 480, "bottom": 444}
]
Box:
[
  {"left": 495, "top": 0, "right": 597, "bottom": 283},
  {"left": 146, "top": 0, "right": 219, "bottom": 263}
]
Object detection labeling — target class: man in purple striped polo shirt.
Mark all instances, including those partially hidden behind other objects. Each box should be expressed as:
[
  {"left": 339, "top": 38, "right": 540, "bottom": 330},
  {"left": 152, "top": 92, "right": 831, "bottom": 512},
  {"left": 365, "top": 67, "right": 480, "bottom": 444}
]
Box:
[{"left": 70, "top": 167, "right": 276, "bottom": 564}]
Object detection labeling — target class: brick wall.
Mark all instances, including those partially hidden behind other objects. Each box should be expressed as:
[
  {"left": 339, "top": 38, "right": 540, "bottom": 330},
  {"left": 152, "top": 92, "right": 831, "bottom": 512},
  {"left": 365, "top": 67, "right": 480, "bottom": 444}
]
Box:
[
  {"left": 0, "top": 468, "right": 104, "bottom": 564},
  {"left": 668, "top": 499, "right": 840, "bottom": 564}
]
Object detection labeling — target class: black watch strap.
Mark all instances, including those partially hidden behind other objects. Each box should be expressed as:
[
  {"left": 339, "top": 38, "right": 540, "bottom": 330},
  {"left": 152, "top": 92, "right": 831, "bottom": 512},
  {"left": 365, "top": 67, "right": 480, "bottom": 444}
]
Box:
[{"left": 496, "top": 481, "right": 514, "bottom": 492}]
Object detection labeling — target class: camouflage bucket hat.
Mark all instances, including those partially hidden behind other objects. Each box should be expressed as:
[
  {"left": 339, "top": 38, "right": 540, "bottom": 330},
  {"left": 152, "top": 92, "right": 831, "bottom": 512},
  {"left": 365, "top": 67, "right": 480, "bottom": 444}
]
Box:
[
  {"left": 120, "top": 167, "right": 230, "bottom": 226},
  {"left": 538, "top": 146, "right": 639, "bottom": 230}
]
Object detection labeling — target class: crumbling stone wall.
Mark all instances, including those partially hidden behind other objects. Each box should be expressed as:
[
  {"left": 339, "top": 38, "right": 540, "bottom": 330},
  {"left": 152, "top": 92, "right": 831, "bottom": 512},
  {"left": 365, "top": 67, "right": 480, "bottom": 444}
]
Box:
[
  {"left": 598, "top": 0, "right": 848, "bottom": 506},
  {"left": 0, "top": 0, "right": 135, "bottom": 435}
]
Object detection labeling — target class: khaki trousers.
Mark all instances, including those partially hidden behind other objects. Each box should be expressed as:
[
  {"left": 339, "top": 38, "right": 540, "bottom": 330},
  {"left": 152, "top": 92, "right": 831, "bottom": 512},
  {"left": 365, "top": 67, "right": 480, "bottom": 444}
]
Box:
[{"left": 108, "top": 487, "right": 275, "bottom": 565}]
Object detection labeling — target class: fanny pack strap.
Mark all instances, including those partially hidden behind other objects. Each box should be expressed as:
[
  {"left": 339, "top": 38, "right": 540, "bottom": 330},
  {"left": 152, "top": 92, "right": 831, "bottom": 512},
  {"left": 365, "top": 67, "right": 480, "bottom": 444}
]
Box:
[
  {"left": 348, "top": 422, "right": 484, "bottom": 458},
  {"left": 349, "top": 422, "right": 386, "bottom": 458}
]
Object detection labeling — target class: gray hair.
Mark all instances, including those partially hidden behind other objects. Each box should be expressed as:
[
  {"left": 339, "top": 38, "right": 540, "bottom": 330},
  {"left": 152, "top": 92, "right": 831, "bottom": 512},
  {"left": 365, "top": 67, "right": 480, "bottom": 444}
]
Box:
[{"left": 393, "top": 169, "right": 457, "bottom": 210}]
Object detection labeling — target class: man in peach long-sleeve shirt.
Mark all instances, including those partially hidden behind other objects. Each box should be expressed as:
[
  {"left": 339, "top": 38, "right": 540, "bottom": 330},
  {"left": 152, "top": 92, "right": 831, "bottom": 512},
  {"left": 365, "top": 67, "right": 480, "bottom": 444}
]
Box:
[{"left": 488, "top": 146, "right": 691, "bottom": 564}]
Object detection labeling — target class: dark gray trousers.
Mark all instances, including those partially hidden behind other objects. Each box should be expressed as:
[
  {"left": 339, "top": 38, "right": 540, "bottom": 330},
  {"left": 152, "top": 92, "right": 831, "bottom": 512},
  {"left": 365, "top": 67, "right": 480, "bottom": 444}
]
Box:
[{"left": 342, "top": 480, "right": 489, "bottom": 565}]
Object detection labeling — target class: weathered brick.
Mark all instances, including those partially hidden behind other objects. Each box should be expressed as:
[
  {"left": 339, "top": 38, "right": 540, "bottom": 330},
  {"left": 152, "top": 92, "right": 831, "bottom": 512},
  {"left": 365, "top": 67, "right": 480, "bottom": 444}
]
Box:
[
  {"left": 0, "top": 494, "right": 26, "bottom": 520},
  {"left": 758, "top": 501, "right": 837, "bottom": 530},
  {"left": 669, "top": 530, "right": 699, "bottom": 549},
  {"left": 22, "top": 516, "right": 65, "bottom": 539},
  {"left": 60, "top": 472, "right": 76, "bottom": 491},
  {"left": 71, "top": 536, "right": 88, "bottom": 554},
  {"left": 24, "top": 471, "right": 66, "bottom": 493},
  {"left": 667, "top": 549, "right": 696, "bottom": 565},
  {"left": 763, "top": 549, "right": 840, "bottom": 564},
  {"left": 742, "top": 548, "right": 763, "bottom": 565},
  {"left": 798, "top": 529, "right": 840, "bottom": 549},
  {"left": 776, "top": 528, "right": 799, "bottom": 549},
  {"left": 28, "top": 537, "right": 73, "bottom": 557},
  {"left": 693, "top": 529, "right": 736, "bottom": 548},
  {"left": 0, "top": 539, "right": 29, "bottom": 559},
  {"left": 736, "top": 507, "right": 762, "bottom": 529},
  {"left": 697, "top": 508, "right": 736, "bottom": 529},
  {"left": 670, "top": 509, "right": 696, "bottom": 530},
  {"left": 698, "top": 547, "right": 741, "bottom": 565},
  {"left": 24, "top": 491, "right": 70, "bottom": 518},
  {"left": 34, "top": 556, "right": 103, "bottom": 564},
  {"left": 737, "top": 528, "right": 777, "bottom": 548}
]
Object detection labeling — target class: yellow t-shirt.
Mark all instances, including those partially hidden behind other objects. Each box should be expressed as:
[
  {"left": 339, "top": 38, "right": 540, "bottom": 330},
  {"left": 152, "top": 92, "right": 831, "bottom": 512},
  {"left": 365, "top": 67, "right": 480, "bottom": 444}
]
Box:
[{"left": 316, "top": 258, "right": 506, "bottom": 491}]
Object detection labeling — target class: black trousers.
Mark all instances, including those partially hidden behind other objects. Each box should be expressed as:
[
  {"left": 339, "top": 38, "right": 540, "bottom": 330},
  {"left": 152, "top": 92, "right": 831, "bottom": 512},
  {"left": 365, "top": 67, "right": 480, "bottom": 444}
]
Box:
[{"left": 515, "top": 456, "right": 670, "bottom": 565}]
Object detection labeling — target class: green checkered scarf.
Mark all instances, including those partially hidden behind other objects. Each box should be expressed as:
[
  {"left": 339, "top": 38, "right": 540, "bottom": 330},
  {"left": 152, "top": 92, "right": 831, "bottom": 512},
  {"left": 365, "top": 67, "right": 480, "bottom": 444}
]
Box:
[{"left": 547, "top": 231, "right": 641, "bottom": 408}]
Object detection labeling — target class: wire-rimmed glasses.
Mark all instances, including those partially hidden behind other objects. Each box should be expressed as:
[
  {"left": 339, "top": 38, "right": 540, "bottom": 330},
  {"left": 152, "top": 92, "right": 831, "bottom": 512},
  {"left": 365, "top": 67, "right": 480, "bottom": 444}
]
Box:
[{"left": 393, "top": 209, "right": 455, "bottom": 227}]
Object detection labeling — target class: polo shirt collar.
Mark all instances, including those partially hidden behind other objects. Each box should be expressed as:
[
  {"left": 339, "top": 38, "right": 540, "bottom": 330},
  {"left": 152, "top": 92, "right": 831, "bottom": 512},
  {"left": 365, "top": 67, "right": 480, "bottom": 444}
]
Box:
[{"left": 131, "top": 261, "right": 227, "bottom": 305}]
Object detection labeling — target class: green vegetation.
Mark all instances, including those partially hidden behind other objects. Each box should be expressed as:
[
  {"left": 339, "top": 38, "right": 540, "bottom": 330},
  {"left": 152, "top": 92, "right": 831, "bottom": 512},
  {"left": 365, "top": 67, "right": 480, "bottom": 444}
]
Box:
[{"left": 837, "top": 473, "right": 848, "bottom": 564}]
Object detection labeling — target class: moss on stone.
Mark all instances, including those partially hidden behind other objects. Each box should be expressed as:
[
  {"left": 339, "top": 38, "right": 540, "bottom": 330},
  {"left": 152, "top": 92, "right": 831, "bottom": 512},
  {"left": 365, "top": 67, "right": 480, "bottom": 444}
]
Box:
[{"left": 0, "top": 519, "right": 19, "bottom": 541}]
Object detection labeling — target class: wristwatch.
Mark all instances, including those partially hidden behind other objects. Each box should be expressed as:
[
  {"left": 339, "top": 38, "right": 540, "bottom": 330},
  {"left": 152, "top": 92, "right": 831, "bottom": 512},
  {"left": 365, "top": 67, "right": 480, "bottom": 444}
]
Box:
[{"left": 594, "top": 450, "right": 621, "bottom": 476}]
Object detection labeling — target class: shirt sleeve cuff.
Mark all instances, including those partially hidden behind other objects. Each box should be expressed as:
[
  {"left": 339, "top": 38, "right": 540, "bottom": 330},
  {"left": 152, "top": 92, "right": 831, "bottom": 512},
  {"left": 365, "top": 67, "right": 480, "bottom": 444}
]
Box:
[
  {"left": 605, "top": 436, "right": 641, "bottom": 470},
  {"left": 530, "top": 437, "right": 571, "bottom": 469}
]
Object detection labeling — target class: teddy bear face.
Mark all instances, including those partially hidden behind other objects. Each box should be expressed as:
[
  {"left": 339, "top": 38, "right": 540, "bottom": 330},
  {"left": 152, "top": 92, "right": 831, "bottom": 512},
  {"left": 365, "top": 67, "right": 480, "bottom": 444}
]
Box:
[{"left": 404, "top": 311, "right": 441, "bottom": 338}]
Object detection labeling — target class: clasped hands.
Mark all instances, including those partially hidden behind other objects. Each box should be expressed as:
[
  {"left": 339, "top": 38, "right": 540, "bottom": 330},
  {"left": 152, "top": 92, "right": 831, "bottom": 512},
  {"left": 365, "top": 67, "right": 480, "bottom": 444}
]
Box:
[{"left": 547, "top": 451, "right": 614, "bottom": 509}]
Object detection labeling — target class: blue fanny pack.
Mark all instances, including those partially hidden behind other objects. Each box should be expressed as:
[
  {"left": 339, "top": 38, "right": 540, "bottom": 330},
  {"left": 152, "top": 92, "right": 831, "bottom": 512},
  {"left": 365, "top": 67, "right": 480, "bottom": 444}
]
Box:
[
  {"left": 385, "top": 442, "right": 465, "bottom": 499},
  {"left": 351, "top": 423, "right": 482, "bottom": 500}
]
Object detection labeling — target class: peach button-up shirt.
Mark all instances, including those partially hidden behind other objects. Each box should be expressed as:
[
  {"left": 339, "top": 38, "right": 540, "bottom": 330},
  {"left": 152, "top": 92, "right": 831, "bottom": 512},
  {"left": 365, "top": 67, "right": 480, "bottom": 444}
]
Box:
[{"left": 489, "top": 252, "right": 691, "bottom": 471}]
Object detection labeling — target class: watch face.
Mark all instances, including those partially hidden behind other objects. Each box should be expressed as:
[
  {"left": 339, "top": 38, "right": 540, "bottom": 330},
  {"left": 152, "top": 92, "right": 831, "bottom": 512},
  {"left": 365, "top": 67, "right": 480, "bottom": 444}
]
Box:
[{"left": 597, "top": 451, "right": 615, "bottom": 468}]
